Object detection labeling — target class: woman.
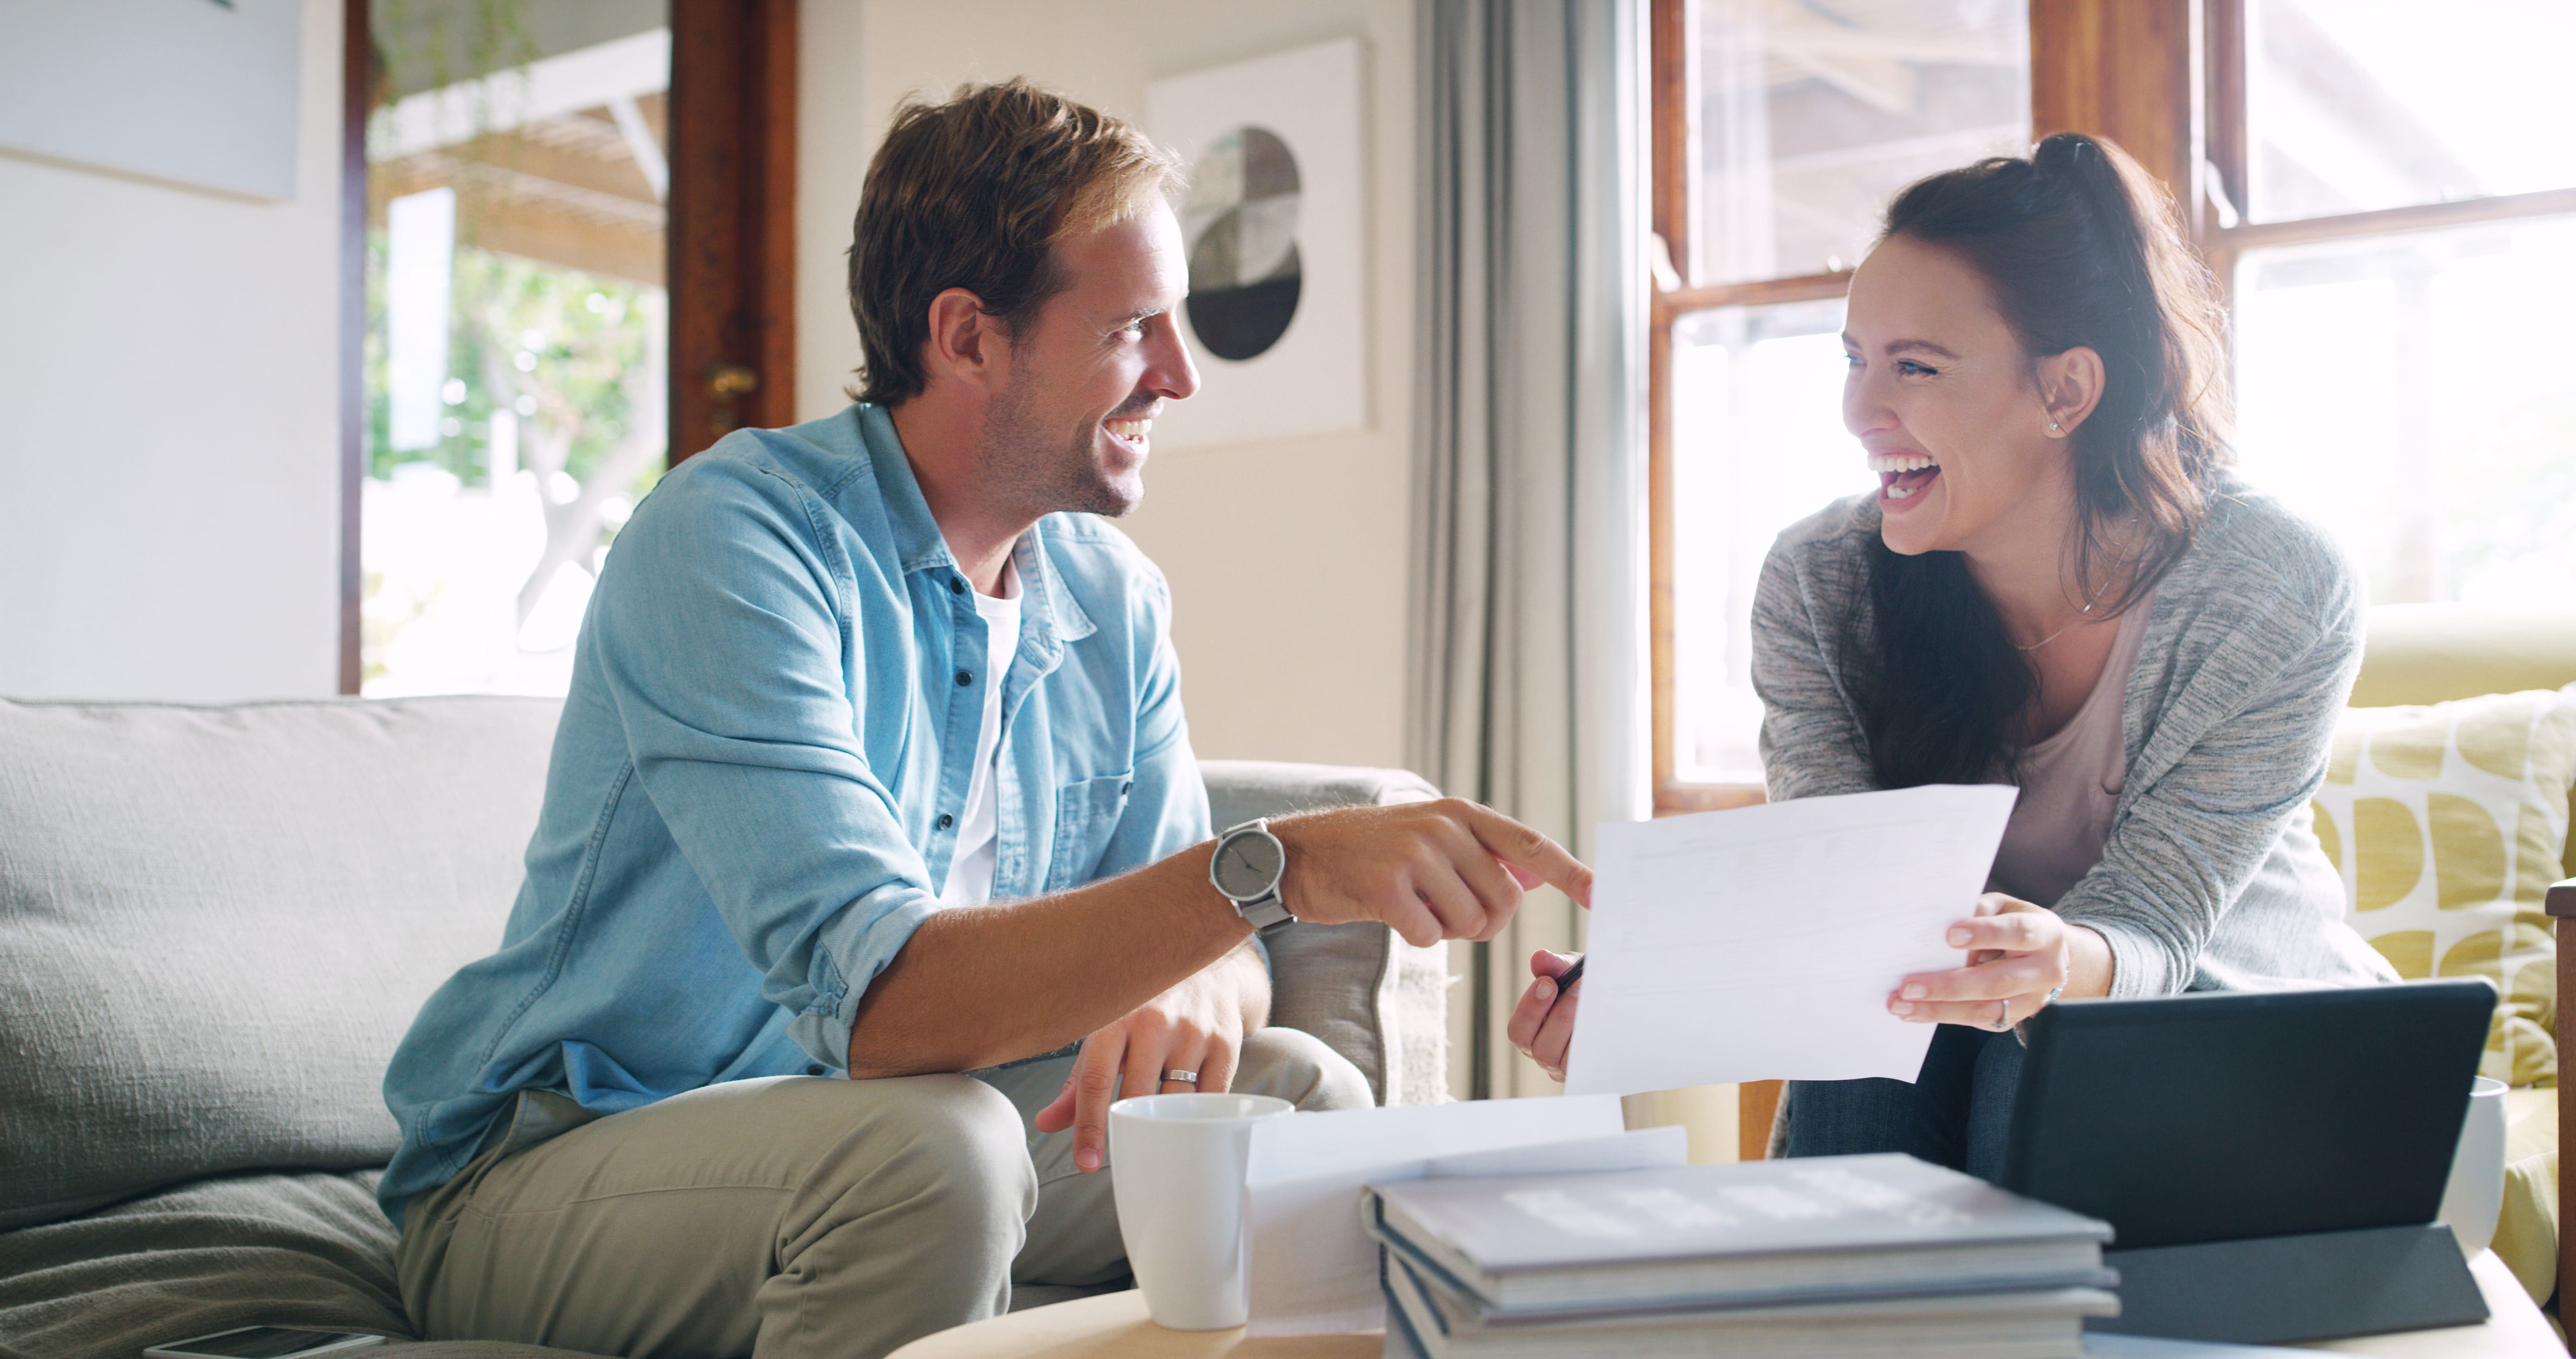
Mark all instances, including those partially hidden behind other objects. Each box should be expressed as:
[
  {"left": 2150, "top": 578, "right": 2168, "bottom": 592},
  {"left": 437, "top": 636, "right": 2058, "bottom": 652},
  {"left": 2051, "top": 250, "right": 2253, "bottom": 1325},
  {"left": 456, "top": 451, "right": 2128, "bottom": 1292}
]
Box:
[{"left": 1510, "top": 132, "right": 2393, "bottom": 1178}]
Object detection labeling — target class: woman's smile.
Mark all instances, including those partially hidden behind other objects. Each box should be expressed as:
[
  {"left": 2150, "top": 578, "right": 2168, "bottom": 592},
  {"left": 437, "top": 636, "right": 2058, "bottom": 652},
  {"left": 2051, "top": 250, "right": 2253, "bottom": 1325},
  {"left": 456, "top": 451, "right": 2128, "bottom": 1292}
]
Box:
[{"left": 1869, "top": 450, "right": 1943, "bottom": 507}]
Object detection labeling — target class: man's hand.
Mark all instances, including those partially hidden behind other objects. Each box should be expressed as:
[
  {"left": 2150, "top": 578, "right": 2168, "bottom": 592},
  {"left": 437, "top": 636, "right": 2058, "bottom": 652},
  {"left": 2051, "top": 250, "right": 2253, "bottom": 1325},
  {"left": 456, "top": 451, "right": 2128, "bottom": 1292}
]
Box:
[
  {"left": 847, "top": 798, "right": 1590, "bottom": 1082},
  {"left": 1506, "top": 949, "right": 1583, "bottom": 1082},
  {"left": 1888, "top": 893, "right": 2103, "bottom": 1030},
  {"left": 1033, "top": 945, "right": 1262, "bottom": 1172},
  {"left": 1271, "top": 798, "right": 1592, "bottom": 946}
]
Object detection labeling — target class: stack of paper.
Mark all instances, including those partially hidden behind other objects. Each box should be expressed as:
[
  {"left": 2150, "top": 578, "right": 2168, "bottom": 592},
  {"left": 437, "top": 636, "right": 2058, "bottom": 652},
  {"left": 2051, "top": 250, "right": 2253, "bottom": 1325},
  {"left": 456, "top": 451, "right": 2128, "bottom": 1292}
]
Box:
[{"left": 1367, "top": 1153, "right": 2117, "bottom": 1359}]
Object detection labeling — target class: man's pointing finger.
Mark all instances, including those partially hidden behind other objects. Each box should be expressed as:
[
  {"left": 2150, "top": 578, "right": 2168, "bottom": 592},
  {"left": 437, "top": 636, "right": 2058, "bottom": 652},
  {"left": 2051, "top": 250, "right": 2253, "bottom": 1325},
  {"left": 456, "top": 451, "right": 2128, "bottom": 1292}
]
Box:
[{"left": 1463, "top": 807, "right": 1593, "bottom": 908}]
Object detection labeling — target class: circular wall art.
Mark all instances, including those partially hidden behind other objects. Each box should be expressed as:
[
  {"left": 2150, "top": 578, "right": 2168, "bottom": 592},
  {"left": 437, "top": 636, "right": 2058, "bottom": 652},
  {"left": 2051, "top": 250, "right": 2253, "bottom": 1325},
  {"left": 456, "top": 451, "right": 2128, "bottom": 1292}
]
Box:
[{"left": 1182, "top": 125, "right": 1302, "bottom": 362}]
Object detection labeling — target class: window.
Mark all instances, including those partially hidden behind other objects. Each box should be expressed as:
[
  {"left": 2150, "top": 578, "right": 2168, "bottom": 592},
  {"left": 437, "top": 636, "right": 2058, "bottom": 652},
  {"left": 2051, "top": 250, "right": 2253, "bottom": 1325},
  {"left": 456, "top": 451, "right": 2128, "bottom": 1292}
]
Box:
[
  {"left": 2210, "top": 0, "right": 2576, "bottom": 609},
  {"left": 1651, "top": 0, "right": 2576, "bottom": 814},
  {"left": 361, "top": 5, "right": 672, "bottom": 696},
  {"left": 1650, "top": 0, "right": 2033, "bottom": 808}
]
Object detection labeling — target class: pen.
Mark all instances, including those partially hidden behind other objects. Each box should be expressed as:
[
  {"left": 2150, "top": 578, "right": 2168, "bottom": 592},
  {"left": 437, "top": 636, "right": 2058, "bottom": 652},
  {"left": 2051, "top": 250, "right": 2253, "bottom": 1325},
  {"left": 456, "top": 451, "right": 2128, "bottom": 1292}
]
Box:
[{"left": 1552, "top": 953, "right": 1585, "bottom": 993}]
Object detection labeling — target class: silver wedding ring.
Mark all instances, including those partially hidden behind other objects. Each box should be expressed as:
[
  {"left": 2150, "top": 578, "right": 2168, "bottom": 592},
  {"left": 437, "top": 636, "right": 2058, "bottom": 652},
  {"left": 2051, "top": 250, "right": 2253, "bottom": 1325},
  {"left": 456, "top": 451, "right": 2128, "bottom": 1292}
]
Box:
[
  {"left": 1992, "top": 998, "right": 2013, "bottom": 1031},
  {"left": 1163, "top": 1069, "right": 1199, "bottom": 1085}
]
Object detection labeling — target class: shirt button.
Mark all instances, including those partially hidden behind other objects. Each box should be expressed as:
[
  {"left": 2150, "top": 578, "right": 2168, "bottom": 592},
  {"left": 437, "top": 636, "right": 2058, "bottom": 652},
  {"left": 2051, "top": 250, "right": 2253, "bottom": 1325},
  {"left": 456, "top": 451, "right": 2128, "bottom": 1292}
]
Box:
[
  {"left": 956, "top": 670, "right": 973, "bottom": 686},
  {"left": 937, "top": 813, "right": 955, "bottom": 830},
  {"left": 948, "top": 577, "right": 966, "bottom": 595},
  {"left": 806, "top": 1064, "right": 826, "bottom": 1077}
]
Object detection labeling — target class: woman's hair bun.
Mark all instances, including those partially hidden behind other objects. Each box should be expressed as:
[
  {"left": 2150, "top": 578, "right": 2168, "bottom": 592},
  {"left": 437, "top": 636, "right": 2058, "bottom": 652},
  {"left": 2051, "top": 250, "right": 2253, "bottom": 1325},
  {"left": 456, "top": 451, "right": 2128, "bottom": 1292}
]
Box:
[
  {"left": 2031, "top": 134, "right": 2135, "bottom": 235},
  {"left": 2031, "top": 130, "right": 2095, "bottom": 180}
]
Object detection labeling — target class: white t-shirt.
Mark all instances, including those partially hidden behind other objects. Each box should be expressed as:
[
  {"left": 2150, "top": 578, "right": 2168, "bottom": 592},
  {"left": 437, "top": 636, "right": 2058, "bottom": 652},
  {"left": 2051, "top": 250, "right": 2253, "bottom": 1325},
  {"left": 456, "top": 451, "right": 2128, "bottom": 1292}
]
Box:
[{"left": 938, "top": 563, "right": 1022, "bottom": 908}]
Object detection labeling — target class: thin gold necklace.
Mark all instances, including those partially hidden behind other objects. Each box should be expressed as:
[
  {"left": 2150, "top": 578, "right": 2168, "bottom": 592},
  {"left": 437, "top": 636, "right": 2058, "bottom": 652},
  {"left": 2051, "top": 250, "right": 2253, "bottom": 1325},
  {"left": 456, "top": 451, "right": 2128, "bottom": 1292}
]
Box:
[{"left": 2016, "top": 570, "right": 2117, "bottom": 652}]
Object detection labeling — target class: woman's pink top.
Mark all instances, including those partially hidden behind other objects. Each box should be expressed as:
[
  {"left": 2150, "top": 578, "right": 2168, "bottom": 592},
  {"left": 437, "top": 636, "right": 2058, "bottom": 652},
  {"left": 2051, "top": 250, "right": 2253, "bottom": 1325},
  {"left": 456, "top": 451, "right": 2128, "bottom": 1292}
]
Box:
[{"left": 1989, "top": 591, "right": 2157, "bottom": 908}]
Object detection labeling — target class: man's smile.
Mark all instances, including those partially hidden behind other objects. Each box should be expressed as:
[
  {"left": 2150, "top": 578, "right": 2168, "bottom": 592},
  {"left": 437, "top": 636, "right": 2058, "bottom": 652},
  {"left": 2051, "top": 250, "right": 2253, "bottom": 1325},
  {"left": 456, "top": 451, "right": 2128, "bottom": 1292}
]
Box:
[{"left": 1101, "top": 415, "right": 1153, "bottom": 455}]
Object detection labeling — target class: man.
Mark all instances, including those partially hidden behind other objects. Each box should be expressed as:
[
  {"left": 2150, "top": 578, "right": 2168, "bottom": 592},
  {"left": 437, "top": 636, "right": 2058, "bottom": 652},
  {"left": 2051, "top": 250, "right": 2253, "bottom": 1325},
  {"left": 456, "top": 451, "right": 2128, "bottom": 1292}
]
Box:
[{"left": 380, "top": 80, "right": 1590, "bottom": 1359}]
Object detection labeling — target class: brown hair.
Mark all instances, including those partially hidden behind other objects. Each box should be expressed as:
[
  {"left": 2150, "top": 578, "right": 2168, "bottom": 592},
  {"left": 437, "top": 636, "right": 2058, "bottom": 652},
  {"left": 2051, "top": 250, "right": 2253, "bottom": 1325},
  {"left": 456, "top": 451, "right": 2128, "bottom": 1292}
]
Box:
[
  {"left": 846, "top": 79, "right": 1184, "bottom": 406},
  {"left": 1853, "top": 132, "right": 2235, "bottom": 788}
]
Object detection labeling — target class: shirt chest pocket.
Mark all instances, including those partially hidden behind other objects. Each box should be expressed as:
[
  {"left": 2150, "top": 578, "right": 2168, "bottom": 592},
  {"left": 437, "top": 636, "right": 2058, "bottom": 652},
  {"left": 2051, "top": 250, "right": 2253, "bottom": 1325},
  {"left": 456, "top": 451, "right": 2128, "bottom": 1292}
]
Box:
[{"left": 1044, "top": 770, "right": 1133, "bottom": 893}]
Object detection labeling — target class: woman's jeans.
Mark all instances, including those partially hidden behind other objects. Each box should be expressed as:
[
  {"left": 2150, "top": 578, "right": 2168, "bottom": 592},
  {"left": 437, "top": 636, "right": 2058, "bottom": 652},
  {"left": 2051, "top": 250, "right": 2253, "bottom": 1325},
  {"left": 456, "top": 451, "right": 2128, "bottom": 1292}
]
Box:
[{"left": 1776, "top": 1023, "right": 2025, "bottom": 1182}]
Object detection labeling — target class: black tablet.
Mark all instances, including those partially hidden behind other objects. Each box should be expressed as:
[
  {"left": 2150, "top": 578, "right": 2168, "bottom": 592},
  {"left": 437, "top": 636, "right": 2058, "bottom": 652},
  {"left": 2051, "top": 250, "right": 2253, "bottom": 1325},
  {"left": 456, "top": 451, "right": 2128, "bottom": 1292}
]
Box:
[{"left": 1999, "top": 980, "right": 2492, "bottom": 1250}]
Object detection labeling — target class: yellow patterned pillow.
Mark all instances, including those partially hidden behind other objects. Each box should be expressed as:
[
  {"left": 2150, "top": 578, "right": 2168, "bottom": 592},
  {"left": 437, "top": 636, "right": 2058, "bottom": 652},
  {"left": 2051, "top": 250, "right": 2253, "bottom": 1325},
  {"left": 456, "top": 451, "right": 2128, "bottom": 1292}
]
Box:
[{"left": 2311, "top": 685, "right": 2576, "bottom": 1088}]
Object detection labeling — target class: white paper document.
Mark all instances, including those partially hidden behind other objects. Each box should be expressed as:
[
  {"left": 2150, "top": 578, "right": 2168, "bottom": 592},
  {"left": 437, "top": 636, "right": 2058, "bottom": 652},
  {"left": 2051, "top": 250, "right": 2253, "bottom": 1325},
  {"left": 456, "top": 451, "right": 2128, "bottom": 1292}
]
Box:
[
  {"left": 1563, "top": 783, "right": 2019, "bottom": 1097},
  {"left": 1421, "top": 1124, "right": 1687, "bottom": 1179},
  {"left": 1240, "top": 1094, "right": 1634, "bottom": 1334}
]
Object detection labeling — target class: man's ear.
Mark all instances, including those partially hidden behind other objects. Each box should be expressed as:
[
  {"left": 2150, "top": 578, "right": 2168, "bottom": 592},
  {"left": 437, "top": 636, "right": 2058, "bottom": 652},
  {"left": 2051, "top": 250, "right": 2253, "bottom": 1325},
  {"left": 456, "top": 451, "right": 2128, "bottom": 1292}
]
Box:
[
  {"left": 2035, "top": 344, "right": 2106, "bottom": 439},
  {"left": 920, "top": 287, "right": 1007, "bottom": 393}
]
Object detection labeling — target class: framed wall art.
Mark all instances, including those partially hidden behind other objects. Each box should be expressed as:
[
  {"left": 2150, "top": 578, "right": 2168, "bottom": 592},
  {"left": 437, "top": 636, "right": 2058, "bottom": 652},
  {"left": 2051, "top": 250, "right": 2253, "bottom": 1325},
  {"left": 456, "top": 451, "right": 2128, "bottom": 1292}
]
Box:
[
  {"left": 1145, "top": 36, "right": 1367, "bottom": 450},
  {"left": 0, "top": 0, "right": 303, "bottom": 200}
]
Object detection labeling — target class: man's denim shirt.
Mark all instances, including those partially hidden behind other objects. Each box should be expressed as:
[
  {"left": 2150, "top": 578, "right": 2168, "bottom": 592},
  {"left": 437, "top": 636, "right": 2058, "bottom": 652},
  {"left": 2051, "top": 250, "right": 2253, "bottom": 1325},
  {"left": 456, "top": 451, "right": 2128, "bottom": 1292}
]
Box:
[{"left": 378, "top": 404, "right": 1210, "bottom": 1224}]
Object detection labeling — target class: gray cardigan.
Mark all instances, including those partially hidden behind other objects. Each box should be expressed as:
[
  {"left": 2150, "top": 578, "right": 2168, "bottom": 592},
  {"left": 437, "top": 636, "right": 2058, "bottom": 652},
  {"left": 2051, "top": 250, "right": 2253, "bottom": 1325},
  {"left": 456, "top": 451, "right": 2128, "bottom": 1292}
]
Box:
[{"left": 1752, "top": 481, "right": 2398, "bottom": 998}]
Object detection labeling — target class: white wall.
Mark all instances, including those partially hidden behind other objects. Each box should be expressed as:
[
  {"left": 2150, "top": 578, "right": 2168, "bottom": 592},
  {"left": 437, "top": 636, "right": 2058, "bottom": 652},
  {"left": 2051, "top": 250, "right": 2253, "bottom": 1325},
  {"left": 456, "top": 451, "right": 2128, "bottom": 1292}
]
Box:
[
  {"left": 796, "top": 0, "right": 1418, "bottom": 770},
  {"left": 0, "top": 0, "right": 1417, "bottom": 738},
  {"left": 0, "top": 0, "right": 344, "bottom": 701}
]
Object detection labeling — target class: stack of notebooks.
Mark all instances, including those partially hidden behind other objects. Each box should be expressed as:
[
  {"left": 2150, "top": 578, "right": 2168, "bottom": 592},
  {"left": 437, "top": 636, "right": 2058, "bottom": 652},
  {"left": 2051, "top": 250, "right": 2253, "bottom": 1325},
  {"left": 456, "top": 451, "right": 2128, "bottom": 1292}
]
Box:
[{"left": 1365, "top": 1152, "right": 2118, "bottom": 1359}]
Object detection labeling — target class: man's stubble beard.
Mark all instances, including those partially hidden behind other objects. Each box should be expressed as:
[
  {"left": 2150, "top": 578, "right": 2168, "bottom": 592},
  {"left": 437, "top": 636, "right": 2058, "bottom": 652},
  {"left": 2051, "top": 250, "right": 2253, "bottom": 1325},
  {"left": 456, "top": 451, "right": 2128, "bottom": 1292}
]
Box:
[{"left": 981, "top": 368, "right": 1143, "bottom": 521}]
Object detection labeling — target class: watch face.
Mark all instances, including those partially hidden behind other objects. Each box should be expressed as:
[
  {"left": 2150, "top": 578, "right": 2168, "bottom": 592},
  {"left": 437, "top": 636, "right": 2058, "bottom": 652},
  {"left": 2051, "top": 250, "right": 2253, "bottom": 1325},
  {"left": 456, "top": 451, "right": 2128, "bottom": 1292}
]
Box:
[{"left": 1213, "top": 829, "right": 1285, "bottom": 899}]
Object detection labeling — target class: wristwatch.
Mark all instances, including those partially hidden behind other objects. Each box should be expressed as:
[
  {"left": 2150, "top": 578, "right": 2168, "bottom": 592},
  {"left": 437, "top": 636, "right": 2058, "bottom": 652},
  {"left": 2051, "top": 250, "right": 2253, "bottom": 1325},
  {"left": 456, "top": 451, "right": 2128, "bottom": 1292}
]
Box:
[{"left": 1211, "top": 818, "right": 1297, "bottom": 936}]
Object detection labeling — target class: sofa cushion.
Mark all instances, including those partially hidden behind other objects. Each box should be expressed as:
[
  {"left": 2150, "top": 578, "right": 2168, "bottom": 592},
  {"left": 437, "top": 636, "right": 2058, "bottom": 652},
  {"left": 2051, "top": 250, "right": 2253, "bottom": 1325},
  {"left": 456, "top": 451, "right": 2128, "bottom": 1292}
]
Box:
[
  {"left": 2310, "top": 685, "right": 2576, "bottom": 1087},
  {"left": 0, "top": 1168, "right": 600, "bottom": 1359},
  {"left": 1201, "top": 760, "right": 1450, "bottom": 1106},
  {"left": 0, "top": 697, "right": 560, "bottom": 1231}
]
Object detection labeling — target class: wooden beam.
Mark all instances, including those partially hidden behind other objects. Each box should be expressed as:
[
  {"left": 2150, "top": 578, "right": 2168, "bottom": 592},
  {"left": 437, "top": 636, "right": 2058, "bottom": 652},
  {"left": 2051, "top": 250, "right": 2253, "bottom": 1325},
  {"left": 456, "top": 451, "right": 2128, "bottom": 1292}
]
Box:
[
  {"left": 373, "top": 160, "right": 664, "bottom": 287},
  {"left": 1649, "top": 314, "right": 1680, "bottom": 818},
  {"left": 1650, "top": 0, "right": 1695, "bottom": 285},
  {"left": 1655, "top": 269, "right": 1851, "bottom": 321},
  {"left": 403, "top": 128, "right": 663, "bottom": 209},
  {"left": 668, "top": 0, "right": 799, "bottom": 461},
  {"left": 2029, "top": 0, "right": 2199, "bottom": 212},
  {"left": 2210, "top": 184, "right": 2576, "bottom": 253},
  {"left": 1740, "top": 1079, "right": 1783, "bottom": 1160},
  {"left": 338, "top": 0, "right": 370, "bottom": 696},
  {"left": 1648, "top": 0, "right": 1688, "bottom": 829},
  {"left": 2203, "top": 0, "right": 2247, "bottom": 229},
  {"left": 2549, "top": 880, "right": 2576, "bottom": 1316},
  {"left": 466, "top": 201, "right": 664, "bottom": 289}
]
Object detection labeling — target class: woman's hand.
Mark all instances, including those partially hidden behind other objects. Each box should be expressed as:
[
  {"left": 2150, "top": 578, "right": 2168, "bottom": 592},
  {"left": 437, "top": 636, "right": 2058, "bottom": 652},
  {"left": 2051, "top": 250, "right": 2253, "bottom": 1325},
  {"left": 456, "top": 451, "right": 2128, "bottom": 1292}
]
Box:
[
  {"left": 1506, "top": 950, "right": 1584, "bottom": 1081},
  {"left": 1889, "top": 893, "right": 2075, "bottom": 1030}
]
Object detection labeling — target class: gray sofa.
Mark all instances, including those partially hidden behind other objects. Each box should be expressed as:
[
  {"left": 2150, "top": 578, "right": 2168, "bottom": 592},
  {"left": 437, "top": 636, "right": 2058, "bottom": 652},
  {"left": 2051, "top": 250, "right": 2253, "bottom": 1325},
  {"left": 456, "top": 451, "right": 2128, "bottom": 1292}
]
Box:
[{"left": 0, "top": 695, "right": 1448, "bottom": 1359}]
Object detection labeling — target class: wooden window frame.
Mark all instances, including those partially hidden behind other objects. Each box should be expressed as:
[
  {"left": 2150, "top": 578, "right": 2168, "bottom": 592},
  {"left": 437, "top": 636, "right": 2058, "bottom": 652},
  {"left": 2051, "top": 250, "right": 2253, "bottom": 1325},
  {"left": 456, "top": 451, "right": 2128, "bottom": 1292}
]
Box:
[
  {"left": 1645, "top": 0, "right": 2201, "bottom": 1157},
  {"left": 2193, "top": 0, "right": 2576, "bottom": 303},
  {"left": 1653, "top": 0, "right": 2576, "bottom": 1158},
  {"left": 336, "top": 0, "right": 798, "bottom": 692},
  {"left": 1644, "top": 0, "right": 1847, "bottom": 823}
]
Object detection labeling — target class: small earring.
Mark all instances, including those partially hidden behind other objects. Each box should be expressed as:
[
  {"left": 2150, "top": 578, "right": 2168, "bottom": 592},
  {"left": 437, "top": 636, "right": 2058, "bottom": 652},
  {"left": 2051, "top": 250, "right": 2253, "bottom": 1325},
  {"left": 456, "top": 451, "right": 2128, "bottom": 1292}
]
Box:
[{"left": 2048, "top": 421, "right": 2063, "bottom": 433}]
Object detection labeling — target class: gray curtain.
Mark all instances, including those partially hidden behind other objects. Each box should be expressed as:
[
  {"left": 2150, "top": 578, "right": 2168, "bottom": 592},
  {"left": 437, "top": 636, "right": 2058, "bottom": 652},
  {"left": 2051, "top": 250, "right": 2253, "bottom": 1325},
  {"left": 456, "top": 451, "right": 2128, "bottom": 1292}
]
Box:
[{"left": 1409, "top": 0, "right": 1647, "bottom": 1100}]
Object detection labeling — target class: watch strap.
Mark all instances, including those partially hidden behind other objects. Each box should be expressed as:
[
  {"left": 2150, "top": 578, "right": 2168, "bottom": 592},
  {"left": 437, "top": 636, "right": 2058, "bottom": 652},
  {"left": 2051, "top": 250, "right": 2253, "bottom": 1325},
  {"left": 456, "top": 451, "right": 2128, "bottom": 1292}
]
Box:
[{"left": 1236, "top": 891, "right": 1295, "bottom": 935}]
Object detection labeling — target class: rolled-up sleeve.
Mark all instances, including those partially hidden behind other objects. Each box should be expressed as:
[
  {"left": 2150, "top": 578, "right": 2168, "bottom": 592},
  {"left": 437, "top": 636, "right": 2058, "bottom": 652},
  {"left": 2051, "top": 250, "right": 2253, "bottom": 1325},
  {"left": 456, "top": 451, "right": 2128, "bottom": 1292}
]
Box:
[{"left": 589, "top": 462, "right": 937, "bottom": 1069}]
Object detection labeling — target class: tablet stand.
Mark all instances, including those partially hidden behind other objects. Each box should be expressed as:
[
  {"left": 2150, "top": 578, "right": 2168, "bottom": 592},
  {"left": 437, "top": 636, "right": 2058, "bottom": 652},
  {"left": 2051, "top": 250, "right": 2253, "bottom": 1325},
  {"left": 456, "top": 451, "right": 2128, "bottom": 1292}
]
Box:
[{"left": 2088, "top": 1222, "right": 2488, "bottom": 1344}]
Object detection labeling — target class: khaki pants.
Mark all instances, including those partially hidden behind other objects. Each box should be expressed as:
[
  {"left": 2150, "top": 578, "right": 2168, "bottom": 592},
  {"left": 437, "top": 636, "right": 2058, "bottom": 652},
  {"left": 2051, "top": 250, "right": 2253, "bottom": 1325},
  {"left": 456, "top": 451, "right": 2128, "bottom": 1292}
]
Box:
[{"left": 395, "top": 1027, "right": 1370, "bottom": 1359}]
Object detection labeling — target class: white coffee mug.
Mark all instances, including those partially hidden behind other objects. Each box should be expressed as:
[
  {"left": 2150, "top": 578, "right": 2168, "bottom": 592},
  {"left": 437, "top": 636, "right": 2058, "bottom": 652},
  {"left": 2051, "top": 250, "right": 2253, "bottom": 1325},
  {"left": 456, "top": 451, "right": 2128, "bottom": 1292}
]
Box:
[
  {"left": 1107, "top": 1092, "right": 1294, "bottom": 1330},
  {"left": 2438, "top": 1075, "right": 2509, "bottom": 1257}
]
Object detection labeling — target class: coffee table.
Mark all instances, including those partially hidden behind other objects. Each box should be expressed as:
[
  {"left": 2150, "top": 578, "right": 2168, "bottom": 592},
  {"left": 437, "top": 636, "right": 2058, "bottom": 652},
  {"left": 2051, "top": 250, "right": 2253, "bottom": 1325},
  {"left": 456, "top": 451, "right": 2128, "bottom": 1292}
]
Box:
[{"left": 889, "top": 1251, "right": 2562, "bottom": 1358}]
